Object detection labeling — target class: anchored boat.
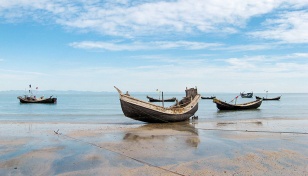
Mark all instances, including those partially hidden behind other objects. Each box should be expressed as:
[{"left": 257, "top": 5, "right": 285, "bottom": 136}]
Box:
[
  {"left": 213, "top": 98, "right": 262, "bottom": 110},
  {"left": 240, "top": 92, "right": 253, "bottom": 98},
  {"left": 146, "top": 96, "right": 176, "bottom": 102},
  {"left": 256, "top": 95, "right": 281, "bottom": 100},
  {"left": 17, "top": 95, "right": 57, "bottom": 104}
]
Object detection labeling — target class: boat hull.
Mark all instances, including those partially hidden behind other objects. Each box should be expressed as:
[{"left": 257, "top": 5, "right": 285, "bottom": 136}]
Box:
[
  {"left": 213, "top": 98, "right": 262, "bottom": 110},
  {"left": 240, "top": 92, "right": 253, "bottom": 98},
  {"left": 256, "top": 96, "right": 281, "bottom": 100},
  {"left": 201, "top": 96, "right": 215, "bottom": 99},
  {"left": 147, "top": 96, "right": 176, "bottom": 102},
  {"left": 120, "top": 99, "right": 198, "bottom": 123},
  {"left": 18, "top": 97, "right": 57, "bottom": 104},
  {"left": 115, "top": 86, "right": 200, "bottom": 123}
]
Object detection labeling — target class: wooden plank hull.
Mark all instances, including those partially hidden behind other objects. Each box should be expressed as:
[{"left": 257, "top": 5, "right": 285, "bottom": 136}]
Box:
[
  {"left": 213, "top": 98, "right": 262, "bottom": 110},
  {"left": 120, "top": 99, "right": 198, "bottom": 123}
]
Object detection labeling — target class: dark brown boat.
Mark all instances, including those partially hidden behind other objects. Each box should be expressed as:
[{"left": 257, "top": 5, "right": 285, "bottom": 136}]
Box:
[
  {"left": 146, "top": 96, "right": 176, "bottom": 102},
  {"left": 114, "top": 86, "right": 201, "bottom": 123},
  {"left": 240, "top": 92, "right": 253, "bottom": 98},
  {"left": 213, "top": 98, "right": 262, "bottom": 110},
  {"left": 201, "top": 96, "right": 216, "bottom": 99},
  {"left": 17, "top": 95, "right": 57, "bottom": 104},
  {"left": 256, "top": 96, "right": 281, "bottom": 100}
]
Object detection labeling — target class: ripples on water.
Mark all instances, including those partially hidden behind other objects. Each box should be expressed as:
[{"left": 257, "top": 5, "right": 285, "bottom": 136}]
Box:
[{"left": 0, "top": 91, "right": 307, "bottom": 123}]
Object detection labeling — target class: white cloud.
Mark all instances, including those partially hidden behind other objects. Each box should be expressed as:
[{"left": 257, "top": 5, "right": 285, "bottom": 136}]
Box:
[
  {"left": 0, "top": 0, "right": 298, "bottom": 37},
  {"left": 69, "top": 40, "right": 221, "bottom": 51},
  {"left": 250, "top": 10, "right": 308, "bottom": 43},
  {"left": 214, "top": 43, "right": 278, "bottom": 51}
]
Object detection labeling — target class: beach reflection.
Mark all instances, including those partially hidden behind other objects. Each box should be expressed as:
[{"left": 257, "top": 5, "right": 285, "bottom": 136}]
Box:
[
  {"left": 123, "top": 122, "right": 200, "bottom": 147},
  {"left": 216, "top": 121, "right": 263, "bottom": 127}
]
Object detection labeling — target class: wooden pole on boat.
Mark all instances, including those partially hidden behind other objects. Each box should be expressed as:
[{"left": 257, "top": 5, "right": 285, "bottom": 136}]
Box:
[
  {"left": 266, "top": 90, "right": 268, "bottom": 99},
  {"left": 162, "top": 91, "right": 164, "bottom": 107}
]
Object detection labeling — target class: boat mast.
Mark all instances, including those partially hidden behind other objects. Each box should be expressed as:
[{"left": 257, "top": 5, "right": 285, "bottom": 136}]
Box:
[
  {"left": 266, "top": 90, "right": 268, "bottom": 99},
  {"left": 162, "top": 91, "right": 164, "bottom": 107},
  {"left": 156, "top": 89, "right": 160, "bottom": 100}
]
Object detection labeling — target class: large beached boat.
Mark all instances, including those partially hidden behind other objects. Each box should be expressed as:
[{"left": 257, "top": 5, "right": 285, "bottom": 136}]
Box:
[
  {"left": 114, "top": 86, "right": 201, "bottom": 123},
  {"left": 213, "top": 98, "right": 262, "bottom": 110}
]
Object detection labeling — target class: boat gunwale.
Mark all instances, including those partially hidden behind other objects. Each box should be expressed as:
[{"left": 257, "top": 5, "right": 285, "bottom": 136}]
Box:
[{"left": 121, "top": 93, "right": 200, "bottom": 110}]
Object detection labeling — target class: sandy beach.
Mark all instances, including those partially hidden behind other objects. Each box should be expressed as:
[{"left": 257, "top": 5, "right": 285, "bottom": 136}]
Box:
[{"left": 0, "top": 119, "right": 307, "bottom": 176}]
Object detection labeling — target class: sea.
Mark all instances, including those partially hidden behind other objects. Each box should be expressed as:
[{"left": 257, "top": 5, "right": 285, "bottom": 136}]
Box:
[{"left": 0, "top": 91, "right": 307, "bottom": 125}]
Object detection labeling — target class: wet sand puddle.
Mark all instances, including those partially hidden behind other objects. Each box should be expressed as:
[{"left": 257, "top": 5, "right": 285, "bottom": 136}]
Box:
[{"left": 0, "top": 120, "right": 307, "bottom": 175}]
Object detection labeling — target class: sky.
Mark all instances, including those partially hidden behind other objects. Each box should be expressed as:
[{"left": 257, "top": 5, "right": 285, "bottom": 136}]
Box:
[{"left": 0, "top": 0, "right": 307, "bottom": 93}]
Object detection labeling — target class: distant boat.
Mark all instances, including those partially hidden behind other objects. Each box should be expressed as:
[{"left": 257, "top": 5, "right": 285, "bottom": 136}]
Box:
[
  {"left": 240, "top": 92, "right": 253, "bottom": 98},
  {"left": 146, "top": 96, "right": 176, "bottom": 102},
  {"left": 213, "top": 98, "right": 262, "bottom": 110},
  {"left": 256, "top": 95, "right": 281, "bottom": 101},
  {"left": 17, "top": 95, "right": 57, "bottom": 104},
  {"left": 114, "top": 86, "right": 201, "bottom": 123},
  {"left": 201, "top": 96, "right": 216, "bottom": 99}
]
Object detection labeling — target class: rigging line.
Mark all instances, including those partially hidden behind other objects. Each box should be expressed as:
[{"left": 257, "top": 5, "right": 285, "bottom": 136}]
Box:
[
  {"left": 56, "top": 133, "right": 185, "bottom": 176},
  {"left": 195, "top": 128, "right": 308, "bottom": 135}
]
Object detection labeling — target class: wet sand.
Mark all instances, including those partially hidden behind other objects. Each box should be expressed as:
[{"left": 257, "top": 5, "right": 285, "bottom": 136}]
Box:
[{"left": 0, "top": 119, "right": 307, "bottom": 176}]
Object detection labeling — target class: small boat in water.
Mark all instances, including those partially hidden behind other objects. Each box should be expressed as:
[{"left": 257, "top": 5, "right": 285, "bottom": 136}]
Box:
[
  {"left": 17, "top": 84, "right": 57, "bottom": 104},
  {"left": 240, "top": 92, "right": 253, "bottom": 98},
  {"left": 213, "top": 98, "right": 262, "bottom": 110},
  {"left": 17, "top": 95, "right": 57, "bottom": 104},
  {"left": 256, "top": 96, "right": 281, "bottom": 101},
  {"left": 201, "top": 96, "right": 216, "bottom": 99},
  {"left": 114, "top": 86, "right": 201, "bottom": 123},
  {"left": 146, "top": 96, "right": 176, "bottom": 102}
]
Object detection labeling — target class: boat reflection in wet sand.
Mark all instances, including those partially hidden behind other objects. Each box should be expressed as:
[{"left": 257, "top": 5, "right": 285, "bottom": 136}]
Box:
[
  {"left": 123, "top": 122, "right": 200, "bottom": 147},
  {"left": 114, "top": 86, "right": 201, "bottom": 123},
  {"left": 17, "top": 95, "right": 57, "bottom": 104}
]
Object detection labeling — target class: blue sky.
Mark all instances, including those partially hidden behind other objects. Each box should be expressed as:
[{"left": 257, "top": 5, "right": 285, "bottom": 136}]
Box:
[{"left": 0, "top": 0, "right": 307, "bottom": 93}]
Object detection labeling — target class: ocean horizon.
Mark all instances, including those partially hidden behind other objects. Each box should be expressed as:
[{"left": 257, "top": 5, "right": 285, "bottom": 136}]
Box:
[{"left": 1, "top": 92, "right": 307, "bottom": 128}]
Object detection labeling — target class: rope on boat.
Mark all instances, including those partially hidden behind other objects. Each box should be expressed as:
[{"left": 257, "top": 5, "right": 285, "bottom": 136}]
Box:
[
  {"left": 55, "top": 132, "right": 185, "bottom": 176},
  {"left": 196, "top": 127, "right": 308, "bottom": 135}
]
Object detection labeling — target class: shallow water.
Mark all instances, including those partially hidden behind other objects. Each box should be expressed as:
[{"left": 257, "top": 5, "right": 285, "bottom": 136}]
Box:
[{"left": 0, "top": 91, "right": 307, "bottom": 124}]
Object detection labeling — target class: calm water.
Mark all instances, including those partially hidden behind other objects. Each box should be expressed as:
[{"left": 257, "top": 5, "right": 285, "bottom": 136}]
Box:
[{"left": 0, "top": 91, "right": 307, "bottom": 124}]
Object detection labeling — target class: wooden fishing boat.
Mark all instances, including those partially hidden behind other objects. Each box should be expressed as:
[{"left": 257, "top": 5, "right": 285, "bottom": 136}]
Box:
[
  {"left": 240, "top": 92, "right": 253, "bottom": 98},
  {"left": 213, "top": 98, "right": 262, "bottom": 110},
  {"left": 17, "top": 95, "right": 57, "bottom": 104},
  {"left": 256, "top": 96, "right": 281, "bottom": 100},
  {"left": 146, "top": 96, "right": 176, "bottom": 102},
  {"left": 114, "top": 86, "right": 201, "bottom": 123},
  {"left": 201, "top": 96, "right": 216, "bottom": 99}
]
